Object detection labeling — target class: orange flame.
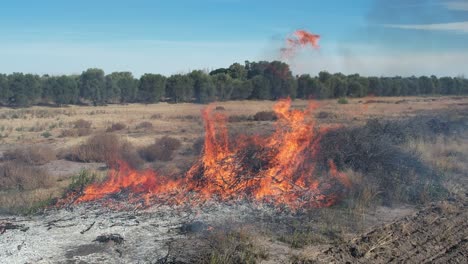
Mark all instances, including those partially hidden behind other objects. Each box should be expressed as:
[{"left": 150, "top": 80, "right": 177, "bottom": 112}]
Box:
[
  {"left": 66, "top": 98, "right": 349, "bottom": 210},
  {"left": 281, "top": 30, "right": 320, "bottom": 59}
]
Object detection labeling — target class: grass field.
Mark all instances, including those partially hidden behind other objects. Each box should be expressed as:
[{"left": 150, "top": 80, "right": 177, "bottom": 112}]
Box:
[{"left": 0, "top": 96, "right": 467, "bottom": 214}]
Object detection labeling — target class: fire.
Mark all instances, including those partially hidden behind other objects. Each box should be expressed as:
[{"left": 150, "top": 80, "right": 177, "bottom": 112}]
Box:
[
  {"left": 281, "top": 30, "right": 320, "bottom": 59},
  {"left": 65, "top": 98, "right": 349, "bottom": 210}
]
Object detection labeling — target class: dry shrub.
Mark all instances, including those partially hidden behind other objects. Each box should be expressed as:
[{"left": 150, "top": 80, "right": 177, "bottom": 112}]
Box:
[
  {"left": 215, "top": 106, "right": 226, "bottom": 111},
  {"left": 60, "top": 127, "right": 91, "bottom": 137},
  {"left": 136, "top": 121, "right": 153, "bottom": 130},
  {"left": 73, "top": 119, "right": 92, "bottom": 129},
  {"left": 3, "top": 145, "right": 56, "bottom": 165},
  {"left": 169, "top": 226, "right": 267, "bottom": 264},
  {"left": 106, "top": 122, "right": 126, "bottom": 132},
  {"left": 253, "top": 111, "right": 277, "bottom": 121},
  {"left": 317, "top": 118, "right": 451, "bottom": 205},
  {"left": 316, "top": 111, "right": 336, "bottom": 119},
  {"left": 139, "top": 136, "right": 182, "bottom": 162},
  {"left": 0, "top": 161, "right": 53, "bottom": 191},
  {"left": 62, "top": 133, "right": 143, "bottom": 169}
]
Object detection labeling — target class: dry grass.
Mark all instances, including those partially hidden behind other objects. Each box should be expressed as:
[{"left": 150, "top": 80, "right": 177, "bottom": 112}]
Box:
[
  {"left": 3, "top": 145, "right": 57, "bottom": 165},
  {"left": 407, "top": 135, "right": 468, "bottom": 198},
  {"left": 0, "top": 97, "right": 465, "bottom": 147},
  {"left": 0, "top": 161, "right": 53, "bottom": 191}
]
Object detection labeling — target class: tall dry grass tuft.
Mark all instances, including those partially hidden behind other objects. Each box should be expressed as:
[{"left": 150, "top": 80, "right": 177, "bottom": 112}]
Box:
[{"left": 60, "top": 133, "right": 144, "bottom": 169}]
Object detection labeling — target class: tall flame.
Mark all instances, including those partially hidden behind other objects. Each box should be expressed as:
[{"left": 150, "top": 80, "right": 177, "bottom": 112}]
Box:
[{"left": 68, "top": 98, "right": 348, "bottom": 210}]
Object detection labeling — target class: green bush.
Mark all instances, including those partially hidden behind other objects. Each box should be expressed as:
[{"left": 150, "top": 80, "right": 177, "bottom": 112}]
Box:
[
  {"left": 67, "top": 170, "right": 97, "bottom": 193},
  {"left": 337, "top": 97, "right": 348, "bottom": 104}
]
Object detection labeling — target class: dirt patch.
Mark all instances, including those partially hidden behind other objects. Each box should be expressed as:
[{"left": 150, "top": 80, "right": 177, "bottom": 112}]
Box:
[{"left": 312, "top": 198, "right": 468, "bottom": 263}]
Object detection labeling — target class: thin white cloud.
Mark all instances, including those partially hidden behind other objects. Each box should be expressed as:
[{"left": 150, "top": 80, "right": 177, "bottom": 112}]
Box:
[
  {"left": 445, "top": 1, "right": 468, "bottom": 11},
  {"left": 384, "top": 21, "right": 468, "bottom": 33}
]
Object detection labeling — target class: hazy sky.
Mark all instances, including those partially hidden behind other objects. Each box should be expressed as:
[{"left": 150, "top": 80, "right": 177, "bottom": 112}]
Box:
[{"left": 0, "top": 0, "right": 467, "bottom": 77}]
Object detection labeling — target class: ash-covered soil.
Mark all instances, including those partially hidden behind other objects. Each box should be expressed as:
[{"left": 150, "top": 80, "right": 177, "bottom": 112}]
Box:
[
  {"left": 1, "top": 198, "right": 466, "bottom": 263},
  {"left": 313, "top": 197, "right": 468, "bottom": 263},
  {"left": 0, "top": 203, "right": 281, "bottom": 263}
]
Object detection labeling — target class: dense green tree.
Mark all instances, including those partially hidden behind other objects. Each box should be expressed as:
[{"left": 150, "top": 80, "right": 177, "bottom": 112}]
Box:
[
  {"left": 264, "top": 61, "right": 296, "bottom": 99},
  {"left": 250, "top": 75, "right": 271, "bottom": 100},
  {"left": 212, "top": 73, "right": 233, "bottom": 101},
  {"left": 230, "top": 79, "right": 253, "bottom": 100},
  {"left": 327, "top": 74, "right": 347, "bottom": 98},
  {"left": 79, "top": 68, "right": 106, "bottom": 105},
  {"left": 105, "top": 74, "right": 121, "bottom": 103},
  {"left": 209, "top": 68, "right": 228, "bottom": 75},
  {"left": 47, "top": 76, "right": 79, "bottom": 105},
  {"left": 138, "top": 73, "right": 166, "bottom": 103},
  {"left": 1, "top": 61, "right": 468, "bottom": 107},
  {"left": 7, "top": 73, "right": 41, "bottom": 106},
  {"left": 368, "top": 77, "right": 383, "bottom": 96},
  {"left": 245, "top": 61, "right": 270, "bottom": 79},
  {"left": 439, "top": 77, "right": 455, "bottom": 95},
  {"left": 227, "top": 62, "right": 247, "bottom": 79},
  {"left": 419, "top": 76, "right": 435, "bottom": 95},
  {"left": 166, "top": 74, "right": 194, "bottom": 103},
  {"left": 297, "top": 74, "right": 320, "bottom": 99},
  {"left": 431, "top": 75, "right": 440, "bottom": 94},
  {"left": 318, "top": 71, "right": 332, "bottom": 84},
  {"left": 116, "top": 72, "right": 138, "bottom": 103},
  {"left": 189, "top": 70, "right": 215, "bottom": 103},
  {"left": 0, "top": 74, "right": 11, "bottom": 105},
  {"left": 105, "top": 72, "right": 138, "bottom": 103}
]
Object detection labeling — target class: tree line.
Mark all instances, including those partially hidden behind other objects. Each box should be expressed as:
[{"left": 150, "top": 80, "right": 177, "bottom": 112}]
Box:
[{"left": 0, "top": 61, "right": 467, "bottom": 107}]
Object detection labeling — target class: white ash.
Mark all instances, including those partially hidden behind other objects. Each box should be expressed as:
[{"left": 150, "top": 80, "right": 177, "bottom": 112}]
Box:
[{"left": 0, "top": 202, "right": 278, "bottom": 264}]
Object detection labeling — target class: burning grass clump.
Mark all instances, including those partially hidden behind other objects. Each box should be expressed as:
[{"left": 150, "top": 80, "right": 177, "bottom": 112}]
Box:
[
  {"left": 139, "top": 136, "right": 182, "bottom": 162},
  {"left": 61, "top": 133, "right": 144, "bottom": 169},
  {"left": 3, "top": 145, "right": 57, "bottom": 165}
]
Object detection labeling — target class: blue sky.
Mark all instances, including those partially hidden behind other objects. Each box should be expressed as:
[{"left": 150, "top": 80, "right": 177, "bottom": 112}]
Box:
[{"left": 0, "top": 0, "right": 467, "bottom": 77}]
